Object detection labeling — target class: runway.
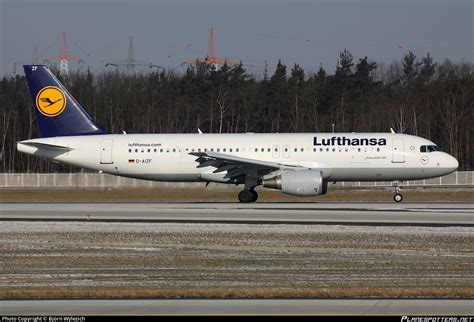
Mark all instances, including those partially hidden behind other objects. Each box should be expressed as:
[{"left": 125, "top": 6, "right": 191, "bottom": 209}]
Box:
[
  {"left": 1, "top": 202, "right": 473, "bottom": 226},
  {"left": 2, "top": 299, "right": 473, "bottom": 315},
  {"left": 1, "top": 202, "right": 472, "bottom": 301}
]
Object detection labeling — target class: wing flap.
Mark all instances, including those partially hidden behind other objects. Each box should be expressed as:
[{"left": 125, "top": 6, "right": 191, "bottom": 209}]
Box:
[
  {"left": 190, "top": 151, "right": 291, "bottom": 170},
  {"left": 189, "top": 151, "right": 305, "bottom": 181}
]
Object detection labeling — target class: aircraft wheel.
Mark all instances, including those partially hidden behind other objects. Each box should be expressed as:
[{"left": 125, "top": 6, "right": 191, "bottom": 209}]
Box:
[
  {"left": 251, "top": 190, "right": 258, "bottom": 202},
  {"left": 238, "top": 190, "right": 254, "bottom": 203},
  {"left": 393, "top": 193, "right": 403, "bottom": 203}
]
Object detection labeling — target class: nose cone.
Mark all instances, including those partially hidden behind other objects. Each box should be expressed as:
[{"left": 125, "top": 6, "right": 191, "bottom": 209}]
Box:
[
  {"left": 448, "top": 155, "right": 459, "bottom": 171},
  {"left": 441, "top": 153, "right": 459, "bottom": 175}
]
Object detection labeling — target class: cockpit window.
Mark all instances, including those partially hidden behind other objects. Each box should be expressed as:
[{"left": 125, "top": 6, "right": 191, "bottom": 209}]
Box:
[{"left": 420, "top": 145, "right": 441, "bottom": 153}]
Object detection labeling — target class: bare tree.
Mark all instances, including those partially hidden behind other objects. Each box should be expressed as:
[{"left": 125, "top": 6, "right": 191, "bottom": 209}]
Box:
[{"left": 216, "top": 86, "right": 228, "bottom": 134}]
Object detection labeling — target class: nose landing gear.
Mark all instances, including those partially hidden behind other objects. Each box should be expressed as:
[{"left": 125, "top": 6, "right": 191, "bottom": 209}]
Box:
[
  {"left": 392, "top": 181, "right": 403, "bottom": 202},
  {"left": 393, "top": 192, "right": 403, "bottom": 202}
]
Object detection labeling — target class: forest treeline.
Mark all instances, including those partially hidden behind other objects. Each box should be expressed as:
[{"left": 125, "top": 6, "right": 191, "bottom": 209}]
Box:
[{"left": 0, "top": 49, "right": 473, "bottom": 173}]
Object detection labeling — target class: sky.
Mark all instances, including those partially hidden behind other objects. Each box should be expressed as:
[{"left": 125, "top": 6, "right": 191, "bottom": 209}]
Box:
[{"left": 1, "top": 0, "right": 473, "bottom": 77}]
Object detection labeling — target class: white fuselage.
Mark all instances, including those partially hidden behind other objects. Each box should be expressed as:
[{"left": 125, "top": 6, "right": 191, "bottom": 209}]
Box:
[{"left": 17, "top": 133, "right": 458, "bottom": 184}]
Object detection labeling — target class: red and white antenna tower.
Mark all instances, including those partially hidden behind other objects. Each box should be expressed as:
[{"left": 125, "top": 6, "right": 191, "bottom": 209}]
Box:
[
  {"left": 182, "top": 28, "right": 239, "bottom": 66},
  {"left": 48, "top": 32, "right": 80, "bottom": 76}
]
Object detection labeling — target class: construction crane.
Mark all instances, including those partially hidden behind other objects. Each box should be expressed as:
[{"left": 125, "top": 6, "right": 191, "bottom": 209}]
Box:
[
  {"left": 182, "top": 28, "right": 239, "bottom": 67},
  {"left": 105, "top": 36, "right": 161, "bottom": 74},
  {"left": 47, "top": 32, "right": 81, "bottom": 76}
]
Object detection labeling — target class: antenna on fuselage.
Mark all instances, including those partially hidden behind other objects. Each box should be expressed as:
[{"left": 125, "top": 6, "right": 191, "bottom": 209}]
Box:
[
  {"left": 390, "top": 128, "right": 396, "bottom": 134},
  {"left": 198, "top": 128, "right": 203, "bottom": 134}
]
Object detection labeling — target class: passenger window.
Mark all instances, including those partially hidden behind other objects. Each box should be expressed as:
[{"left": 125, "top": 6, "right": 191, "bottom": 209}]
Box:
[
  {"left": 294, "top": 148, "right": 298, "bottom": 152},
  {"left": 255, "top": 148, "right": 258, "bottom": 152},
  {"left": 236, "top": 148, "right": 239, "bottom": 152},
  {"left": 223, "top": 148, "right": 226, "bottom": 152},
  {"left": 128, "top": 149, "right": 132, "bottom": 153},
  {"left": 147, "top": 149, "right": 151, "bottom": 153},
  {"left": 154, "top": 149, "right": 157, "bottom": 153},
  {"left": 172, "top": 148, "right": 176, "bottom": 152},
  {"left": 160, "top": 149, "right": 163, "bottom": 153},
  {"left": 229, "top": 148, "right": 233, "bottom": 152}
]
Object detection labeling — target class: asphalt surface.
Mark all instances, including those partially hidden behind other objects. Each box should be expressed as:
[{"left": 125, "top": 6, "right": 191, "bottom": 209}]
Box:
[
  {"left": 1, "top": 202, "right": 472, "bottom": 314},
  {"left": 1, "top": 202, "right": 473, "bottom": 226},
  {"left": 2, "top": 299, "right": 474, "bottom": 315}
]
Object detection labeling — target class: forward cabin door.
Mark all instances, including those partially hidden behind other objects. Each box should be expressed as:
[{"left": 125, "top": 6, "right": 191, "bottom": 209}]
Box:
[
  {"left": 100, "top": 139, "right": 114, "bottom": 164},
  {"left": 391, "top": 138, "right": 405, "bottom": 163}
]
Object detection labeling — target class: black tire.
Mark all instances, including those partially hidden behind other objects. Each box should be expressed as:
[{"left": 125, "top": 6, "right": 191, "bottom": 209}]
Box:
[
  {"left": 393, "top": 193, "right": 403, "bottom": 202},
  {"left": 250, "top": 190, "right": 258, "bottom": 202},
  {"left": 238, "top": 190, "right": 254, "bottom": 203}
]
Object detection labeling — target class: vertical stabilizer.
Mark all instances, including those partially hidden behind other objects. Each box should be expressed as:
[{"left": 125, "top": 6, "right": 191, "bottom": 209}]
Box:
[{"left": 23, "top": 65, "right": 107, "bottom": 137}]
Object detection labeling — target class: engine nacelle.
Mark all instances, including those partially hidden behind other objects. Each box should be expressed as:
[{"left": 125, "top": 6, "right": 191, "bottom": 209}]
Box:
[{"left": 262, "top": 170, "right": 328, "bottom": 196}]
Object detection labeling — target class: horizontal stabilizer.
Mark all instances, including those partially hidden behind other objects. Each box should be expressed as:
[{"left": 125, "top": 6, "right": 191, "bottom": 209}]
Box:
[{"left": 18, "top": 141, "right": 72, "bottom": 151}]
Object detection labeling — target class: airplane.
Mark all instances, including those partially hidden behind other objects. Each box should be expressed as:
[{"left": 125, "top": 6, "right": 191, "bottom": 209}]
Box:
[{"left": 17, "top": 65, "right": 459, "bottom": 203}]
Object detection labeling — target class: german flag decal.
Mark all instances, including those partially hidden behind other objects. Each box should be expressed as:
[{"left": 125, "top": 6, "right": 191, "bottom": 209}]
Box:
[{"left": 128, "top": 159, "right": 135, "bottom": 163}]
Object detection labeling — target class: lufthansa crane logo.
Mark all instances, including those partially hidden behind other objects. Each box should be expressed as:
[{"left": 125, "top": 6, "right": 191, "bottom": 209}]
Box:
[{"left": 35, "top": 86, "right": 66, "bottom": 117}]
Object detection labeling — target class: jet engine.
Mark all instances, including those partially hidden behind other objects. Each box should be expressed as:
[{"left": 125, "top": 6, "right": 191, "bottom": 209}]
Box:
[{"left": 262, "top": 170, "right": 328, "bottom": 196}]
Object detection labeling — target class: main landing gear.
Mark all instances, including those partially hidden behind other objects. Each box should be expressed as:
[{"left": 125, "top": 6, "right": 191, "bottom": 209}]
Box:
[
  {"left": 238, "top": 189, "right": 258, "bottom": 203},
  {"left": 238, "top": 176, "right": 259, "bottom": 203},
  {"left": 392, "top": 181, "right": 403, "bottom": 202}
]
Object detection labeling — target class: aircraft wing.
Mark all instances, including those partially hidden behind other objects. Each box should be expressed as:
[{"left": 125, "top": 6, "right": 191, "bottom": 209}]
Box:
[{"left": 189, "top": 151, "right": 302, "bottom": 181}]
